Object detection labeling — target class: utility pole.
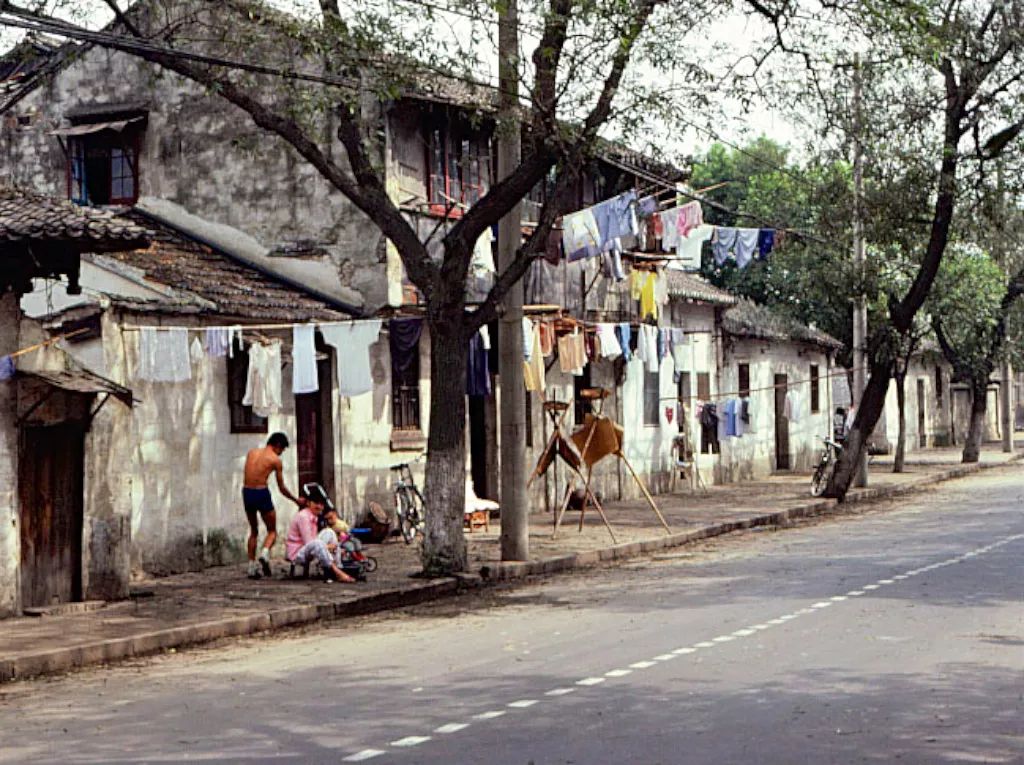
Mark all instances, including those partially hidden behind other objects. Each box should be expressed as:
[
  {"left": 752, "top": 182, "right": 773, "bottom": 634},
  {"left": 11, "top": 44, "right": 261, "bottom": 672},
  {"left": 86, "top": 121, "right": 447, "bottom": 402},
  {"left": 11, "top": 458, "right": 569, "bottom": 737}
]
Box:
[
  {"left": 851, "top": 53, "right": 869, "bottom": 488},
  {"left": 497, "top": 0, "right": 528, "bottom": 561}
]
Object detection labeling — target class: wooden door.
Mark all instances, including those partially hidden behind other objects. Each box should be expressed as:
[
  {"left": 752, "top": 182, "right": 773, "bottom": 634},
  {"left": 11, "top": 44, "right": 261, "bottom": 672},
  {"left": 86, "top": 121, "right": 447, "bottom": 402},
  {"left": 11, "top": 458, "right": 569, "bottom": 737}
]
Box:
[
  {"left": 917, "top": 379, "right": 927, "bottom": 448},
  {"left": 774, "top": 374, "right": 790, "bottom": 470},
  {"left": 295, "top": 390, "right": 322, "bottom": 490},
  {"left": 19, "top": 424, "right": 85, "bottom": 608}
]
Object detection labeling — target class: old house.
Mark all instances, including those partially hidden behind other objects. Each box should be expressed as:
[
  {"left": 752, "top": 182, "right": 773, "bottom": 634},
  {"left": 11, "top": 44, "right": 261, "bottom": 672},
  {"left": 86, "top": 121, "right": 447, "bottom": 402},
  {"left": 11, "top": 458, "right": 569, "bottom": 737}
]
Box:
[
  {"left": 0, "top": 186, "right": 148, "bottom": 617},
  {"left": 718, "top": 300, "right": 842, "bottom": 480}
]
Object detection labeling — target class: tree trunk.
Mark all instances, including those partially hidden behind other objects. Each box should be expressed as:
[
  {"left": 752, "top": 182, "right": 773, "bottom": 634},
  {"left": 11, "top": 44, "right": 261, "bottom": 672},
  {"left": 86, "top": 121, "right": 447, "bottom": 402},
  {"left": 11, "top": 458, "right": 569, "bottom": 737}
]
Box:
[
  {"left": 962, "top": 376, "right": 988, "bottom": 464},
  {"left": 420, "top": 316, "right": 469, "bottom": 576},
  {"left": 827, "top": 355, "right": 893, "bottom": 500},
  {"left": 893, "top": 370, "right": 907, "bottom": 473}
]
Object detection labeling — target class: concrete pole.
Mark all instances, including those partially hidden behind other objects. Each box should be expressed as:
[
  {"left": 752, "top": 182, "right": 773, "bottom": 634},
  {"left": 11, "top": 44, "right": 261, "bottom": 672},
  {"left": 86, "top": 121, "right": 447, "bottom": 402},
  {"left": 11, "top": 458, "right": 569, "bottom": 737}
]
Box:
[
  {"left": 852, "top": 54, "right": 869, "bottom": 487},
  {"left": 1001, "top": 361, "right": 1013, "bottom": 452},
  {"left": 497, "top": 0, "right": 528, "bottom": 561}
]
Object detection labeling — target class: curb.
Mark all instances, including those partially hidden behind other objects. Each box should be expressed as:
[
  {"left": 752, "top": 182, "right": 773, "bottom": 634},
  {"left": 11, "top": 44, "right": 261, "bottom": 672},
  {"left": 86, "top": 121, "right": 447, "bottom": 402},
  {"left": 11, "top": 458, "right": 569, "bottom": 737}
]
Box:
[
  {"left": 0, "top": 578, "right": 461, "bottom": 684},
  {"left": 482, "top": 457, "right": 1022, "bottom": 582},
  {"left": 1, "top": 455, "right": 1018, "bottom": 684}
]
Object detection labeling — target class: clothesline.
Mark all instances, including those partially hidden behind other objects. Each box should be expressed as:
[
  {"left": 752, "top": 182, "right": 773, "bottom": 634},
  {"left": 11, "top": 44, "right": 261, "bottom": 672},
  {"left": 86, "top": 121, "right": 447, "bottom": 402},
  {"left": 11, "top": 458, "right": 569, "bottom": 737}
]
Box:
[
  {"left": 660, "top": 364, "right": 864, "bottom": 406},
  {"left": 120, "top": 318, "right": 390, "bottom": 333}
]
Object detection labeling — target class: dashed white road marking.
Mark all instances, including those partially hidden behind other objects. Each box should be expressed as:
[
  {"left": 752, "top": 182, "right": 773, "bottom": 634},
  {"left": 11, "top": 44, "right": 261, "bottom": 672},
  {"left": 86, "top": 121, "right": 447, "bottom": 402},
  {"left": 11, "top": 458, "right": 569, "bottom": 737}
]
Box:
[
  {"left": 346, "top": 533, "right": 1020, "bottom": 763},
  {"left": 343, "top": 750, "right": 386, "bottom": 762},
  {"left": 390, "top": 736, "right": 431, "bottom": 748},
  {"left": 434, "top": 723, "right": 468, "bottom": 734},
  {"left": 472, "top": 711, "right": 506, "bottom": 720}
]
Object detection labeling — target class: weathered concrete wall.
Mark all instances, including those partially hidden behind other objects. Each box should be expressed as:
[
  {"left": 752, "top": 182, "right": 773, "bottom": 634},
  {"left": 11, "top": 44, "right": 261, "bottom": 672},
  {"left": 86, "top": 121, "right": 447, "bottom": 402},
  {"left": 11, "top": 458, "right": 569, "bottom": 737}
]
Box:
[
  {"left": 0, "top": 13, "right": 387, "bottom": 310},
  {"left": 720, "top": 340, "right": 834, "bottom": 480},
  {"left": 880, "top": 357, "right": 953, "bottom": 453},
  {"left": 0, "top": 293, "right": 21, "bottom": 616}
]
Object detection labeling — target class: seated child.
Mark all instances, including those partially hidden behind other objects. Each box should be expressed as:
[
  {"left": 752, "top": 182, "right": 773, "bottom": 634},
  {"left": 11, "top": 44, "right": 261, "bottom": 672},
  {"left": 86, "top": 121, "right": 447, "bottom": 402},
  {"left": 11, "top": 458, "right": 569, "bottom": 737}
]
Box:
[
  {"left": 318, "top": 507, "right": 363, "bottom": 568},
  {"left": 285, "top": 492, "right": 355, "bottom": 583}
]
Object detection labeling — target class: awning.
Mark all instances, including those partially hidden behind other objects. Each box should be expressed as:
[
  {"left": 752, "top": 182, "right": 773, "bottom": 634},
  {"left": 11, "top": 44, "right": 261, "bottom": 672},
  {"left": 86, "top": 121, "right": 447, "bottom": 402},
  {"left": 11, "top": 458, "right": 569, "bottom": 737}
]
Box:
[
  {"left": 18, "top": 367, "right": 134, "bottom": 407},
  {"left": 50, "top": 117, "right": 144, "bottom": 137}
]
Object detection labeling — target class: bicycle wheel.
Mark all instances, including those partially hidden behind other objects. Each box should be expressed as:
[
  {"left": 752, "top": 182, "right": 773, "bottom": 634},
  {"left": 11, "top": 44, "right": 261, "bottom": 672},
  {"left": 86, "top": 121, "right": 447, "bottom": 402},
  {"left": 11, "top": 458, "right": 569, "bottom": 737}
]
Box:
[
  {"left": 363, "top": 556, "right": 378, "bottom": 573},
  {"left": 810, "top": 455, "right": 832, "bottom": 497},
  {"left": 396, "top": 487, "right": 418, "bottom": 544}
]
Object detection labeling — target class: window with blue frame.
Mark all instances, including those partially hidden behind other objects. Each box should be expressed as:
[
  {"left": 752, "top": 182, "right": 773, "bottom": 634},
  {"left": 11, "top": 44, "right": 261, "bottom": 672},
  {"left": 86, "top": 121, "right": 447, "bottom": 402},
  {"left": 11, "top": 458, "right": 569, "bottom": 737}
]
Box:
[{"left": 65, "top": 129, "right": 139, "bottom": 206}]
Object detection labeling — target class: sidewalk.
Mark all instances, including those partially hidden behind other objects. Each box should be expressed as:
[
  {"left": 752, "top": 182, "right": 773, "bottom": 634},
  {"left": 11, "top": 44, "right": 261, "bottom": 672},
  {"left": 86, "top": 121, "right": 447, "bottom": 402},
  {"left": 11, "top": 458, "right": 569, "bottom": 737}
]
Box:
[{"left": 2, "top": 446, "right": 1020, "bottom": 683}]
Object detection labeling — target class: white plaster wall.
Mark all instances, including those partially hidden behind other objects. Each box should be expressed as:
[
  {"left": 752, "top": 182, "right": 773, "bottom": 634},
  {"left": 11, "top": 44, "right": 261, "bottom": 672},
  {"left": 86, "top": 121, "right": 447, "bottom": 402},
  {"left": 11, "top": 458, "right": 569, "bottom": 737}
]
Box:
[
  {"left": 720, "top": 340, "right": 834, "bottom": 479},
  {"left": 0, "top": 293, "right": 21, "bottom": 616},
  {"left": 881, "top": 358, "right": 952, "bottom": 453}
]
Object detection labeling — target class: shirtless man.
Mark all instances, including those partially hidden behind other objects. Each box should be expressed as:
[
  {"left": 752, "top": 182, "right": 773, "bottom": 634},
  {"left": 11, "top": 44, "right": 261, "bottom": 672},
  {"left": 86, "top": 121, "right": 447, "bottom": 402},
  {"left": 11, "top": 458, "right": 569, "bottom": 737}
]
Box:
[{"left": 242, "top": 432, "right": 304, "bottom": 579}]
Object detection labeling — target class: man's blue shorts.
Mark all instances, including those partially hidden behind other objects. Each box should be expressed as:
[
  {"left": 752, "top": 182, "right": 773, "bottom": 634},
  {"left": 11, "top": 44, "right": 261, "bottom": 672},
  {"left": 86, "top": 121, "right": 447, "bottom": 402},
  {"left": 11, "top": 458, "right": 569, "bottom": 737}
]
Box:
[{"left": 242, "top": 487, "right": 274, "bottom": 514}]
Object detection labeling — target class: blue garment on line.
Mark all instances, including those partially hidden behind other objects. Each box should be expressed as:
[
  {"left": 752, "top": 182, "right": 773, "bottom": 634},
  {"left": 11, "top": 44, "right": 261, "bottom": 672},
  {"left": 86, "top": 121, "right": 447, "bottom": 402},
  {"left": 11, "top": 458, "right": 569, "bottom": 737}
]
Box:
[
  {"left": 0, "top": 355, "right": 13, "bottom": 381},
  {"left": 615, "top": 323, "right": 632, "bottom": 362},
  {"left": 757, "top": 229, "right": 775, "bottom": 258},
  {"left": 724, "top": 398, "right": 738, "bottom": 437}
]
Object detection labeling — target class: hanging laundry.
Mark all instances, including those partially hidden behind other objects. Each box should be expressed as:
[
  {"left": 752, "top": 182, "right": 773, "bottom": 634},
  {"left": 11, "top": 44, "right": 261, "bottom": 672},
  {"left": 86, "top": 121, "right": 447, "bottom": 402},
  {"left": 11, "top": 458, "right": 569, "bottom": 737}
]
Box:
[
  {"left": 712, "top": 227, "right": 738, "bottom": 266},
  {"left": 468, "top": 226, "right": 496, "bottom": 299},
  {"left": 557, "top": 331, "right": 586, "bottom": 376},
  {"left": 671, "top": 224, "right": 715, "bottom": 271},
  {"left": 637, "top": 324, "right": 659, "bottom": 373},
  {"left": 525, "top": 258, "right": 560, "bottom": 305},
  {"left": 734, "top": 229, "right": 760, "bottom": 268},
  {"left": 538, "top": 321, "right": 555, "bottom": 357},
  {"left": 596, "top": 323, "right": 622, "bottom": 360},
  {"left": 669, "top": 328, "right": 688, "bottom": 383},
  {"left": 243, "top": 340, "right": 283, "bottom": 418},
  {"left": 629, "top": 268, "right": 645, "bottom": 301},
  {"left": 480, "top": 325, "right": 491, "bottom": 351},
  {"left": 757, "top": 228, "right": 775, "bottom": 259},
  {"left": 523, "top": 322, "right": 546, "bottom": 393},
  {"left": 640, "top": 271, "right": 659, "bottom": 321},
  {"left": 637, "top": 195, "right": 658, "bottom": 217},
  {"left": 676, "top": 201, "right": 704, "bottom": 239},
  {"left": 466, "top": 329, "right": 491, "bottom": 397},
  {"left": 189, "top": 337, "right": 204, "bottom": 365},
  {"left": 659, "top": 207, "right": 681, "bottom": 251},
  {"left": 320, "top": 320, "right": 382, "bottom": 397},
  {"left": 602, "top": 249, "right": 626, "bottom": 282},
  {"left": 204, "top": 327, "right": 230, "bottom": 357},
  {"left": 657, "top": 328, "right": 670, "bottom": 361},
  {"left": 0, "top": 355, "right": 13, "bottom": 381},
  {"left": 724, "top": 398, "right": 738, "bottom": 437},
  {"left": 562, "top": 208, "right": 601, "bottom": 261},
  {"left": 615, "top": 323, "right": 632, "bottom": 362},
  {"left": 519, "top": 319, "right": 532, "bottom": 361},
  {"left": 593, "top": 190, "right": 639, "bottom": 250},
  {"left": 785, "top": 389, "right": 804, "bottom": 422},
  {"left": 292, "top": 325, "right": 319, "bottom": 395},
  {"left": 736, "top": 397, "right": 748, "bottom": 437},
  {"left": 138, "top": 328, "right": 191, "bottom": 383},
  {"left": 654, "top": 270, "right": 668, "bottom": 309},
  {"left": 389, "top": 317, "right": 423, "bottom": 384}
]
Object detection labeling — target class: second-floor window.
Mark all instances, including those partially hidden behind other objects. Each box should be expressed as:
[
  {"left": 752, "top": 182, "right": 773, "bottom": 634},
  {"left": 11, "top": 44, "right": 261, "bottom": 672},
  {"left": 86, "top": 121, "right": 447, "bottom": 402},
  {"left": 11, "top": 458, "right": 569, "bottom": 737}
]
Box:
[
  {"left": 66, "top": 127, "right": 141, "bottom": 206},
  {"left": 428, "top": 125, "right": 489, "bottom": 216}
]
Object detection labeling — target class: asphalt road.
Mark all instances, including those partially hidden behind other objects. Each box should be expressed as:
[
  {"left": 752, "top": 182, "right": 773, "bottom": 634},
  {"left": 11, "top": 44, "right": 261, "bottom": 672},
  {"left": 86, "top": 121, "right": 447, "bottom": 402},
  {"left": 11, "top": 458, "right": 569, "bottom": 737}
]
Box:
[{"left": 1, "top": 468, "right": 1022, "bottom": 765}]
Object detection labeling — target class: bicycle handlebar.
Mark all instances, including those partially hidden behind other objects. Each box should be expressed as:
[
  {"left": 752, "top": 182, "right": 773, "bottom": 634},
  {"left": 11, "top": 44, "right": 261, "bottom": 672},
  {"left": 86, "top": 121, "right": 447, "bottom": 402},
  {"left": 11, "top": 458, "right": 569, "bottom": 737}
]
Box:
[{"left": 389, "top": 452, "right": 427, "bottom": 472}]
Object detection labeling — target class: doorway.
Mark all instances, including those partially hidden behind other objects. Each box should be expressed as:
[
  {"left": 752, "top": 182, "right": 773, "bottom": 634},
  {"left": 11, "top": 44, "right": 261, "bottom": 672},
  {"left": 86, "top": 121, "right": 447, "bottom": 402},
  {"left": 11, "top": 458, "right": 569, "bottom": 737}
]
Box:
[
  {"left": 294, "top": 354, "right": 334, "bottom": 493},
  {"left": 18, "top": 423, "right": 85, "bottom": 608},
  {"left": 774, "top": 373, "right": 790, "bottom": 470},
  {"left": 917, "top": 379, "right": 927, "bottom": 448}
]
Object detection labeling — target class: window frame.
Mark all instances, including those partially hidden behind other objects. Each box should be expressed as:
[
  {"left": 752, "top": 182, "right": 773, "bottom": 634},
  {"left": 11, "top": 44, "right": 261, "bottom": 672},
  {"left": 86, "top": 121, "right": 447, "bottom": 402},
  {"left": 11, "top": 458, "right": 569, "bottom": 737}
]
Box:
[
  {"left": 65, "top": 129, "right": 140, "bottom": 206},
  {"left": 227, "top": 341, "right": 268, "bottom": 435},
  {"left": 391, "top": 340, "right": 422, "bottom": 432},
  {"left": 738, "top": 362, "right": 751, "bottom": 398},
  {"left": 426, "top": 122, "right": 490, "bottom": 218},
  {"left": 643, "top": 368, "right": 661, "bottom": 427},
  {"left": 810, "top": 364, "right": 821, "bottom": 414}
]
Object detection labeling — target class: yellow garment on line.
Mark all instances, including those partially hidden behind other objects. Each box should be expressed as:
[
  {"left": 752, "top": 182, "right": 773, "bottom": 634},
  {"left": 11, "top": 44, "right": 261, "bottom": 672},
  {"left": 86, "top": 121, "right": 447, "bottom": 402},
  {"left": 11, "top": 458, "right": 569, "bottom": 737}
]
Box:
[
  {"left": 629, "top": 269, "right": 645, "bottom": 300},
  {"left": 640, "top": 271, "right": 659, "bottom": 321}
]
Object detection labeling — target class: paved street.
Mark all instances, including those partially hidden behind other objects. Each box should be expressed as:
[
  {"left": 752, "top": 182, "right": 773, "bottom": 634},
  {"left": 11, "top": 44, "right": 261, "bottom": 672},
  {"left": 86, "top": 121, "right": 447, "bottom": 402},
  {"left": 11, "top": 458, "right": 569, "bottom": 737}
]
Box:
[{"left": 1, "top": 467, "right": 1021, "bottom": 765}]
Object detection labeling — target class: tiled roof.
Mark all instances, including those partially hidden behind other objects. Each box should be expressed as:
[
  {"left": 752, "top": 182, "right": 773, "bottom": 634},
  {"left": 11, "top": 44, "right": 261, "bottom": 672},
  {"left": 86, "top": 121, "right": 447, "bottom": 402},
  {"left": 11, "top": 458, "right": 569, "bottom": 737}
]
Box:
[
  {"left": 664, "top": 271, "right": 738, "bottom": 306},
  {"left": 0, "top": 187, "right": 151, "bottom": 250},
  {"left": 99, "top": 210, "right": 348, "bottom": 322},
  {"left": 723, "top": 299, "right": 843, "bottom": 351}
]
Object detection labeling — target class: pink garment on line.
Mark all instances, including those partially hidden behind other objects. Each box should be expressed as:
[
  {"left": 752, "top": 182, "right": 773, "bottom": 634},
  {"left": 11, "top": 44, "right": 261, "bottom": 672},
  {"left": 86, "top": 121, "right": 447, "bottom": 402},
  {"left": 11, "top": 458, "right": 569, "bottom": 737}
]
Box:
[{"left": 676, "top": 201, "right": 704, "bottom": 239}]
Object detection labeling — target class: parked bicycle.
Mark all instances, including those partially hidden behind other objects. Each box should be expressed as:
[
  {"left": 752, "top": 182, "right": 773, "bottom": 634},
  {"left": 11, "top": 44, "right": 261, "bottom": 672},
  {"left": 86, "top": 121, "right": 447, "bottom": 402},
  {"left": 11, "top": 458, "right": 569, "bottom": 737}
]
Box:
[
  {"left": 391, "top": 454, "right": 426, "bottom": 544},
  {"left": 810, "top": 437, "right": 843, "bottom": 497}
]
